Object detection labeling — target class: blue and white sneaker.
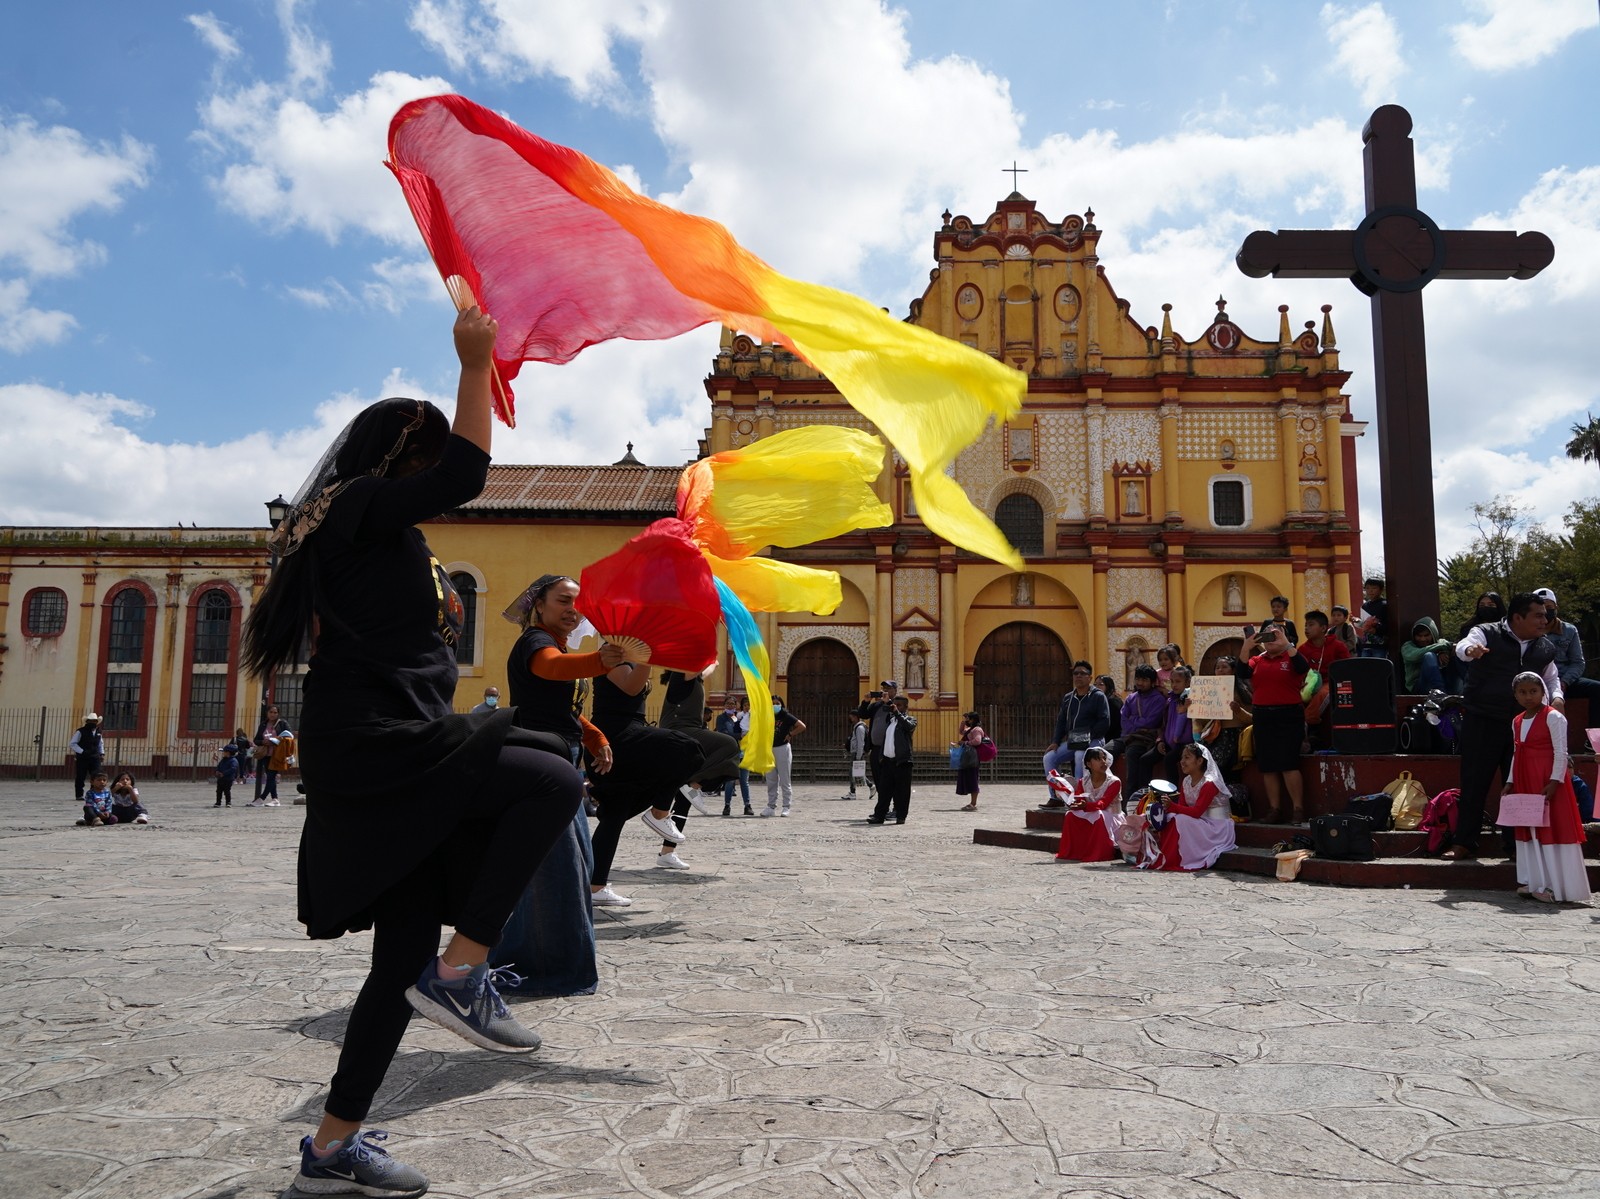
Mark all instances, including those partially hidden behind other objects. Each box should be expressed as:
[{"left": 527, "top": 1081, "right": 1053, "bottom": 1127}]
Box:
[
  {"left": 405, "top": 961, "right": 542, "bottom": 1053},
  {"left": 294, "top": 1129, "right": 428, "bottom": 1197}
]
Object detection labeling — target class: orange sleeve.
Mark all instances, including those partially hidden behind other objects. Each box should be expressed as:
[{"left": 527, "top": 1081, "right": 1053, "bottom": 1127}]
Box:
[
  {"left": 529, "top": 646, "right": 608, "bottom": 680},
  {"left": 579, "top": 715, "right": 609, "bottom": 754}
]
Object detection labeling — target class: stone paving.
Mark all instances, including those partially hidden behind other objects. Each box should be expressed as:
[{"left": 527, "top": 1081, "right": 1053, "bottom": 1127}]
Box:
[{"left": 4, "top": 774, "right": 1600, "bottom": 1199}]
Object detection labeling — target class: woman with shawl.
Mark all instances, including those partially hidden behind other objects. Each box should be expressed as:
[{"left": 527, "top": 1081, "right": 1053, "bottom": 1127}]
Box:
[
  {"left": 243, "top": 310, "right": 584, "bottom": 1198},
  {"left": 1506, "top": 671, "right": 1591, "bottom": 904},
  {"left": 1146, "top": 742, "right": 1238, "bottom": 871},
  {"left": 1054, "top": 745, "right": 1121, "bottom": 862}
]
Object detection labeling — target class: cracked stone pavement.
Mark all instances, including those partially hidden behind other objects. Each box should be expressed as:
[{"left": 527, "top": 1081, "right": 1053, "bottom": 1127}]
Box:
[{"left": 3, "top": 778, "right": 1599, "bottom": 1198}]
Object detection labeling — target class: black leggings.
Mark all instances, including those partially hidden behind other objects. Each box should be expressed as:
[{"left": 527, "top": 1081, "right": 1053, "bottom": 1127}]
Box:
[
  {"left": 590, "top": 785, "right": 678, "bottom": 886},
  {"left": 324, "top": 744, "right": 582, "bottom": 1122}
]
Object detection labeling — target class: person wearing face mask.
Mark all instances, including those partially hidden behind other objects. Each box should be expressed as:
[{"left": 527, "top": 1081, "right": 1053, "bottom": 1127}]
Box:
[
  {"left": 715, "top": 699, "right": 753, "bottom": 815},
  {"left": 761, "top": 697, "right": 806, "bottom": 817},
  {"left": 470, "top": 686, "right": 501, "bottom": 714}
]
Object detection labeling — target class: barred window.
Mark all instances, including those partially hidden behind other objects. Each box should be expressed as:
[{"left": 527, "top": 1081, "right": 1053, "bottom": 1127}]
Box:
[
  {"left": 188, "top": 674, "right": 228, "bottom": 733},
  {"left": 450, "top": 572, "right": 478, "bottom": 666},
  {"left": 23, "top": 588, "right": 67, "bottom": 637},
  {"left": 193, "top": 590, "right": 232, "bottom": 663},
  {"left": 108, "top": 589, "right": 147, "bottom": 662},
  {"left": 996, "top": 493, "right": 1045, "bottom": 557},
  {"left": 273, "top": 673, "right": 305, "bottom": 727},
  {"left": 1211, "top": 479, "right": 1247, "bottom": 527},
  {"left": 104, "top": 674, "right": 142, "bottom": 733}
]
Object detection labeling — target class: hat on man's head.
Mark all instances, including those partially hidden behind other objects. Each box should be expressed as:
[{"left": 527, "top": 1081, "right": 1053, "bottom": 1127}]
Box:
[
  {"left": 1534, "top": 587, "right": 1558, "bottom": 605},
  {"left": 880, "top": 680, "right": 898, "bottom": 689},
  {"left": 84, "top": 712, "right": 101, "bottom": 722}
]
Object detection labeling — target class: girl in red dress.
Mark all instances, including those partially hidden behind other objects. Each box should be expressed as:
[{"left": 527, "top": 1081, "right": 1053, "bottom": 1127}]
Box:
[
  {"left": 1148, "top": 742, "right": 1237, "bottom": 871},
  {"left": 1506, "top": 672, "right": 1591, "bottom": 904},
  {"left": 1055, "top": 746, "right": 1121, "bottom": 862}
]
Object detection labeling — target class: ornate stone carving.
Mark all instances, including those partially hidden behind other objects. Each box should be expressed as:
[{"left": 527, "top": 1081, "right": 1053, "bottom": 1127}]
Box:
[
  {"left": 776, "top": 625, "right": 868, "bottom": 675},
  {"left": 1106, "top": 568, "right": 1165, "bottom": 619},
  {"left": 895, "top": 568, "right": 939, "bottom": 622},
  {"left": 1103, "top": 411, "right": 1161, "bottom": 470},
  {"left": 1175, "top": 410, "right": 1278, "bottom": 461},
  {"left": 893, "top": 631, "right": 937, "bottom": 694}
]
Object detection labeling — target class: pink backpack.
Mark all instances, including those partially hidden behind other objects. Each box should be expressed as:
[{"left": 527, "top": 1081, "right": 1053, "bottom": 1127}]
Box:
[{"left": 1420, "top": 788, "right": 1459, "bottom": 855}]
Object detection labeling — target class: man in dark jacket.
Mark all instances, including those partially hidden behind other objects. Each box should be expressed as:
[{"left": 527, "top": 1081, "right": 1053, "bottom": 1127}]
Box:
[
  {"left": 857, "top": 680, "right": 898, "bottom": 800},
  {"left": 69, "top": 712, "right": 104, "bottom": 802},
  {"left": 868, "top": 696, "right": 916, "bottom": 825},
  {"left": 1450, "top": 592, "right": 1562, "bottom": 859},
  {"left": 1041, "top": 661, "right": 1110, "bottom": 803}
]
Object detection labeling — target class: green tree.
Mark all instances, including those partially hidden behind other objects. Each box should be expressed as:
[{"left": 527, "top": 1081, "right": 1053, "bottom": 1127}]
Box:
[
  {"left": 1566, "top": 412, "right": 1600, "bottom": 474},
  {"left": 1437, "top": 550, "right": 1491, "bottom": 636},
  {"left": 1468, "top": 496, "right": 1536, "bottom": 597}
]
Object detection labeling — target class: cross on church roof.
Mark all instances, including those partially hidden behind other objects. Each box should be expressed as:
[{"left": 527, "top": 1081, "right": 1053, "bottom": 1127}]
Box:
[
  {"left": 1234, "top": 104, "right": 1553, "bottom": 650},
  {"left": 1002, "top": 162, "right": 1028, "bottom": 192}
]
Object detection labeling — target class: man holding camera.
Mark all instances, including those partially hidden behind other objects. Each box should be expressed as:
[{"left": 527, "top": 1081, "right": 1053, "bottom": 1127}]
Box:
[{"left": 857, "top": 681, "right": 898, "bottom": 802}]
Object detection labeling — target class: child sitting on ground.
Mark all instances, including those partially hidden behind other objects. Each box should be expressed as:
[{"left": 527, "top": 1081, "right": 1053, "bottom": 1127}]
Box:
[
  {"left": 215, "top": 744, "right": 239, "bottom": 808},
  {"left": 109, "top": 772, "right": 150, "bottom": 825},
  {"left": 78, "top": 771, "right": 116, "bottom": 826}
]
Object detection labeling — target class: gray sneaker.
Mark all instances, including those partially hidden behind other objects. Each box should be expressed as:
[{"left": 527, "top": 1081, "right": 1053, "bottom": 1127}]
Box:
[
  {"left": 294, "top": 1128, "right": 427, "bottom": 1198},
  {"left": 405, "top": 961, "right": 542, "bottom": 1053}
]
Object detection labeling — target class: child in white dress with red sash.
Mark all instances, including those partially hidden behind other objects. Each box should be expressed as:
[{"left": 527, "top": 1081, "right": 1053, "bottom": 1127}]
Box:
[
  {"left": 1148, "top": 742, "right": 1237, "bottom": 871},
  {"left": 1055, "top": 747, "right": 1121, "bottom": 862},
  {"left": 1506, "top": 671, "right": 1591, "bottom": 904}
]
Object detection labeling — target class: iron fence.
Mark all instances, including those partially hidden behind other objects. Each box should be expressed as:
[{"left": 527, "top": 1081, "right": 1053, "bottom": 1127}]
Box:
[{"left": 0, "top": 707, "right": 286, "bottom": 782}]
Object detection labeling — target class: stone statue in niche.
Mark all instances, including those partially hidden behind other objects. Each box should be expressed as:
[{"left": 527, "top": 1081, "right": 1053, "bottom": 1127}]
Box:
[
  {"left": 1123, "top": 480, "right": 1142, "bottom": 515},
  {"left": 1014, "top": 574, "right": 1033, "bottom": 606},
  {"left": 1124, "top": 643, "right": 1148, "bottom": 692},
  {"left": 1299, "top": 443, "right": 1322, "bottom": 479},
  {"left": 1224, "top": 573, "right": 1245, "bottom": 615},
  {"left": 904, "top": 643, "right": 928, "bottom": 692},
  {"left": 1303, "top": 486, "right": 1322, "bottom": 512}
]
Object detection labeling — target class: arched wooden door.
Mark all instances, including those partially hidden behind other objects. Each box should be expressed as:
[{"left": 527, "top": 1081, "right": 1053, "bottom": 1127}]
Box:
[
  {"left": 1198, "top": 637, "right": 1245, "bottom": 679},
  {"left": 784, "top": 638, "right": 862, "bottom": 776},
  {"left": 972, "top": 622, "right": 1070, "bottom": 757}
]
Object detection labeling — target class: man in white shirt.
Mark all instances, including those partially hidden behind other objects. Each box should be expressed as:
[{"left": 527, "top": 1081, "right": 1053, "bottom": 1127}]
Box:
[{"left": 1449, "top": 592, "right": 1562, "bottom": 860}]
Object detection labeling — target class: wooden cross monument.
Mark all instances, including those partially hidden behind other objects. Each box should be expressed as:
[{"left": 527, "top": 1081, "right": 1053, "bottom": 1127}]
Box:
[{"left": 1236, "top": 105, "right": 1553, "bottom": 642}]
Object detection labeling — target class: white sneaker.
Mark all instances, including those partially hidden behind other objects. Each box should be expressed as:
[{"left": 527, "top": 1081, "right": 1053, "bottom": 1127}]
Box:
[
  {"left": 779, "top": 809, "right": 791, "bottom": 817},
  {"left": 591, "top": 884, "right": 632, "bottom": 907},
  {"left": 679, "top": 785, "right": 712, "bottom": 815},
  {"left": 133, "top": 814, "right": 150, "bottom": 824},
  {"left": 640, "top": 809, "right": 687, "bottom": 843},
  {"left": 655, "top": 851, "right": 690, "bottom": 870},
  {"left": 247, "top": 798, "right": 265, "bottom": 807},
  {"left": 264, "top": 799, "right": 281, "bottom": 807}
]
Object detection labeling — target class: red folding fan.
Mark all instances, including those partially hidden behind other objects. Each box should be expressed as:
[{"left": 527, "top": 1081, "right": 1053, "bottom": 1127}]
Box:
[{"left": 577, "top": 519, "right": 721, "bottom": 671}]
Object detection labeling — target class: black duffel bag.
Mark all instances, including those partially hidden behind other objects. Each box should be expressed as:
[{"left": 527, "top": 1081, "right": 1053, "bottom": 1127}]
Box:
[
  {"left": 1345, "top": 793, "right": 1393, "bottom": 832},
  {"left": 1311, "top": 813, "right": 1376, "bottom": 860}
]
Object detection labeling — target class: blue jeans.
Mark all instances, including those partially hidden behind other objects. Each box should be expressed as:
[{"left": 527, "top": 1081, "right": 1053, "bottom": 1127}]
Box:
[{"left": 723, "top": 768, "right": 751, "bottom": 808}]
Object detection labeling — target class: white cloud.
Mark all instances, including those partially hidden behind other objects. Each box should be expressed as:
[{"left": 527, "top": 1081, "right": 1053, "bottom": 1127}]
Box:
[
  {"left": 0, "top": 279, "right": 76, "bottom": 353},
  {"left": 0, "top": 372, "right": 444, "bottom": 526},
  {"left": 186, "top": 12, "right": 241, "bottom": 59},
  {"left": 409, "top": 0, "right": 663, "bottom": 100},
  {"left": 277, "top": 0, "right": 335, "bottom": 96},
  {"left": 0, "top": 115, "right": 151, "bottom": 353},
  {"left": 1319, "top": 3, "right": 1406, "bottom": 107},
  {"left": 1450, "top": 0, "right": 1598, "bottom": 72}
]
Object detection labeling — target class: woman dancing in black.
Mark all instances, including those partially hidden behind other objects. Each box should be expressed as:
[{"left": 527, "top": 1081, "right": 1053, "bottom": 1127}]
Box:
[{"left": 244, "top": 309, "right": 582, "bottom": 1198}]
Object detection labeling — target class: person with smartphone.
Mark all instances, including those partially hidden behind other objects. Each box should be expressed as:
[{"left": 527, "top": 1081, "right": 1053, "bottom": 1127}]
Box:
[{"left": 1233, "top": 624, "right": 1311, "bottom": 824}]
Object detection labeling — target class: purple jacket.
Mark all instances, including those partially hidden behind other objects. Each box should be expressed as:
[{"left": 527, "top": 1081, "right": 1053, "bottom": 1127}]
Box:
[
  {"left": 1120, "top": 688, "right": 1165, "bottom": 736},
  {"left": 1162, "top": 694, "right": 1192, "bottom": 746}
]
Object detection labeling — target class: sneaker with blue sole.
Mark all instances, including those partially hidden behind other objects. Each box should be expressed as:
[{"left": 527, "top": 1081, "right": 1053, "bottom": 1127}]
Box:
[
  {"left": 294, "top": 1129, "right": 428, "bottom": 1197},
  {"left": 405, "top": 961, "right": 542, "bottom": 1053}
]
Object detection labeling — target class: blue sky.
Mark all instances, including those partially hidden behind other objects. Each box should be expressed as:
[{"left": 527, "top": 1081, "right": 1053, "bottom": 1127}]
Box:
[{"left": 1, "top": 0, "right": 1596, "bottom": 565}]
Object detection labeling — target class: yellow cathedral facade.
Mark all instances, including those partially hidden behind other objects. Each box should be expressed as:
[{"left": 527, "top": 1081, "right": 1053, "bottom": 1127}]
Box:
[{"left": 0, "top": 193, "right": 1362, "bottom": 767}]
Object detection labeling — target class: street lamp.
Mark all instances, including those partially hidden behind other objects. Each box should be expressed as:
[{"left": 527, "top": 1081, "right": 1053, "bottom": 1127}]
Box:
[{"left": 265, "top": 494, "right": 290, "bottom": 528}]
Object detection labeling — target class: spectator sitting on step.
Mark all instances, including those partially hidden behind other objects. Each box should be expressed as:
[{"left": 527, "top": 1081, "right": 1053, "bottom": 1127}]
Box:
[
  {"left": 1356, "top": 578, "right": 1389, "bottom": 658},
  {"left": 1095, "top": 675, "right": 1123, "bottom": 741},
  {"left": 1041, "top": 660, "right": 1110, "bottom": 801},
  {"left": 1106, "top": 665, "right": 1164, "bottom": 795},
  {"left": 1157, "top": 667, "right": 1195, "bottom": 782},
  {"left": 1401, "top": 617, "right": 1454, "bottom": 693},
  {"left": 1537, "top": 589, "right": 1600, "bottom": 711},
  {"left": 1328, "top": 605, "right": 1359, "bottom": 654},
  {"left": 1456, "top": 591, "right": 1506, "bottom": 642},
  {"left": 1155, "top": 644, "right": 1186, "bottom": 694}
]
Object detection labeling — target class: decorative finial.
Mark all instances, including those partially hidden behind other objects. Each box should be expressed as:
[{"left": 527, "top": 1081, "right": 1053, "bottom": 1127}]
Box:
[
  {"left": 1084, "top": 206, "right": 1095, "bottom": 227},
  {"left": 1320, "top": 303, "right": 1337, "bottom": 349},
  {"left": 1215, "top": 296, "right": 1227, "bottom": 314},
  {"left": 1160, "top": 303, "right": 1173, "bottom": 341},
  {"left": 1278, "top": 304, "right": 1292, "bottom": 344},
  {"left": 941, "top": 208, "right": 952, "bottom": 224}
]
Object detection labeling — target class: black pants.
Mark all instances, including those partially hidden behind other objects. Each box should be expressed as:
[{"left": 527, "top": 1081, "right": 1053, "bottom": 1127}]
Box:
[
  {"left": 74, "top": 754, "right": 102, "bottom": 801},
  {"left": 1457, "top": 709, "right": 1514, "bottom": 854},
  {"left": 873, "top": 760, "right": 912, "bottom": 822},
  {"left": 590, "top": 786, "right": 677, "bottom": 886},
  {"left": 215, "top": 778, "right": 232, "bottom": 804},
  {"left": 324, "top": 744, "right": 582, "bottom": 1122},
  {"left": 868, "top": 747, "right": 886, "bottom": 798},
  {"left": 1114, "top": 735, "right": 1159, "bottom": 794}
]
